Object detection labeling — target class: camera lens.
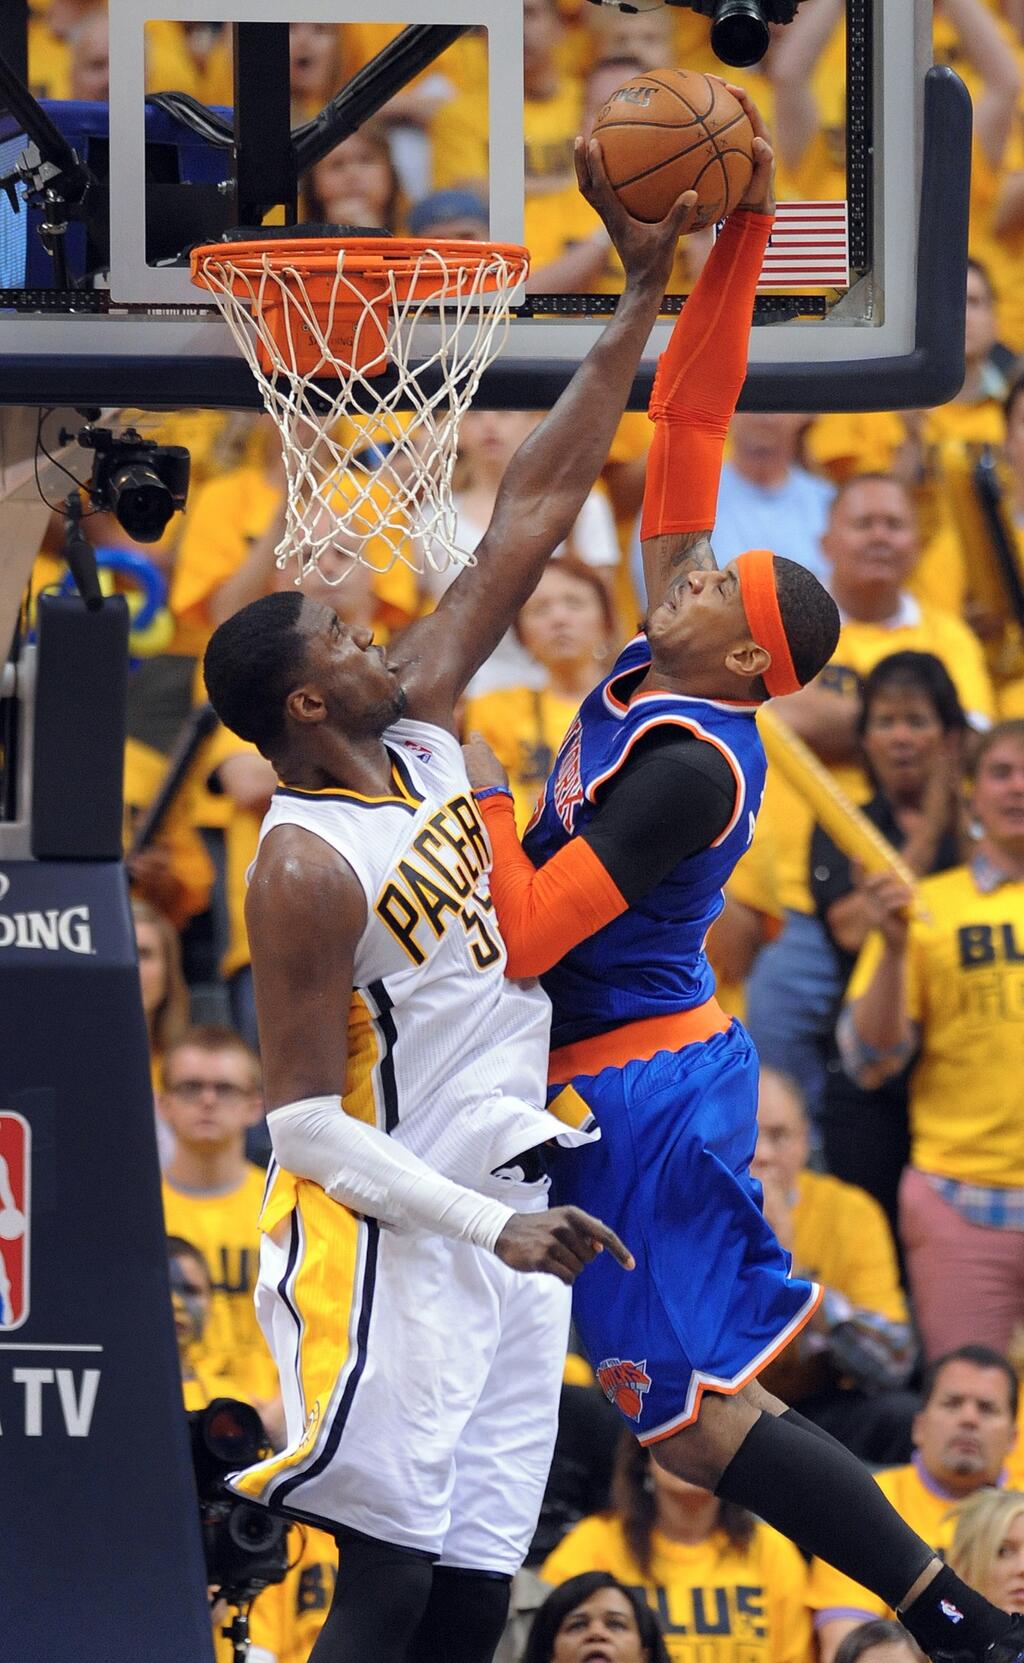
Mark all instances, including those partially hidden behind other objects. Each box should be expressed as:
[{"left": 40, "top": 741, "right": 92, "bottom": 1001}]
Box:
[
  {"left": 107, "top": 461, "right": 174, "bottom": 542},
  {"left": 228, "top": 1505, "right": 287, "bottom": 1553},
  {"left": 711, "top": 0, "right": 772, "bottom": 67}
]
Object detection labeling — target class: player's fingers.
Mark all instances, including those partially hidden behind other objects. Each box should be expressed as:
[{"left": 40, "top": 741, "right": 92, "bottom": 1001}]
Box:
[
  {"left": 564, "top": 1207, "right": 635, "bottom": 1270},
  {"left": 573, "top": 134, "right": 593, "bottom": 196},
  {"left": 586, "top": 136, "right": 612, "bottom": 194},
  {"left": 546, "top": 1238, "right": 587, "bottom": 1278},
  {"left": 589, "top": 1218, "right": 636, "bottom": 1270},
  {"left": 713, "top": 77, "right": 770, "bottom": 142},
  {"left": 668, "top": 189, "right": 700, "bottom": 233},
  {"left": 870, "top": 876, "right": 914, "bottom": 913},
  {"left": 552, "top": 1215, "right": 597, "bottom": 1261},
  {"left": 862, "top": 868, "right": 893, "bottom": 890},
  {"left": 540, "top": 1247, "right": 578, "bottom": 1285}
]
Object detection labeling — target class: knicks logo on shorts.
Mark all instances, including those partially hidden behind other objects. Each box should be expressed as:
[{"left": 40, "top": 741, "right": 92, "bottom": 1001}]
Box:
[
  {"left": 597, "top": 1356, "right": 651, "bottom": 1421},
  {"left": 0, "top": 1112, "right": 30, "bottom": 1330}
]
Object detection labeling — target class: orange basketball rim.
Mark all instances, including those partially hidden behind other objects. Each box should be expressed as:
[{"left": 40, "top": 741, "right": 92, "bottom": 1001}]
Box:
[{"left": 190, "top": 233, "right": 530, "bottom": 379}]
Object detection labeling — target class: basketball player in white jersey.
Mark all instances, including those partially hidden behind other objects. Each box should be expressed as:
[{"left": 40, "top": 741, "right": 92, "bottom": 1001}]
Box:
[{"left": 202, "top": 143, "right": 701, "bottom": 1663}]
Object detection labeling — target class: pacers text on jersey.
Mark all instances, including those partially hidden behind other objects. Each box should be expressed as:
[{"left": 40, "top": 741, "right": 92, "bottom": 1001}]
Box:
[{"left": 374, "top": 792, "right": 501, "bottom": 969}]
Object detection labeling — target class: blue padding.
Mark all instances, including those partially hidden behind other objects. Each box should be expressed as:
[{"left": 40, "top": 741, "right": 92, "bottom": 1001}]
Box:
[{"left": 0, "top": 99, "right": 231, "bottom": 285}]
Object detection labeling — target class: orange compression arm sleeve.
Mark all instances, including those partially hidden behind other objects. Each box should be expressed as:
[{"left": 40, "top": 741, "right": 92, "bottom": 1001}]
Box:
[
  {"left": 477, "top": 793, "right": 627, "bottom": 980},
  {"left": 640, "top": 209, "right": 774, "bottom": 540}
]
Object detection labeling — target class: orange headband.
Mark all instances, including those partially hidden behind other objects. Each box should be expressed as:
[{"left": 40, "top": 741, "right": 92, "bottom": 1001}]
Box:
[{"left": 735, "top": 548, "right": 802, "bottom": 698}]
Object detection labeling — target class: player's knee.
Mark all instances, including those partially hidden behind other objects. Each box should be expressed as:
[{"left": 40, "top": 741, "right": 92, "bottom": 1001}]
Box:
[
  {"left": 409, "top": 1566, "right": 512, "bottom": 1663},
  {"left": 649, "top": 1389, "right": 762, "bottom": 1490},
  {"left": 329, "top": 1529, "right": 435, "bottom": 1641}
]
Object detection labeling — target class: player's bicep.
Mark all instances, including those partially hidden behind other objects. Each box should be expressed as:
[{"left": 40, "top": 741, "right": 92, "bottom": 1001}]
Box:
[
  {"left": 582, "top": 733, "right": 736, "bottom": 903},
  {"left": 640, "top": 529, "right": 718, "bottom": 613},
  {"left": 245, "top": 828, "right": 368, "bottom": 1110}
]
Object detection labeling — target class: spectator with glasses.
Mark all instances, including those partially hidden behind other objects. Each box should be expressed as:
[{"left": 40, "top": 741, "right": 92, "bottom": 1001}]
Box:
[{"left": 159, "top": 1026, "right": 281, "bottom": 1435}]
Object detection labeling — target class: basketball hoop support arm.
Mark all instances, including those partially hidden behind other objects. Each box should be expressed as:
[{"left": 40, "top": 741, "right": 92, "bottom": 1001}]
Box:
[
  {"left": 229, "top": 22, "right": 473, "bottom": 224},
  {"left": 229, "top": 21, "right": 468, "bottom": 227},
  {"left": 291, "top": 24, "right": 472, "bottom": 174}
]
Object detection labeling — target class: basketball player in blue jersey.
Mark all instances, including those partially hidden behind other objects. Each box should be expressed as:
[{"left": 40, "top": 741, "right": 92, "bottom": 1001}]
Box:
[
  {"left": 466, "top": 82, "right": 1024, "bottom": 1663},
  {"left": 201, "top": 145, "right": 710, "bottom": 1663}
]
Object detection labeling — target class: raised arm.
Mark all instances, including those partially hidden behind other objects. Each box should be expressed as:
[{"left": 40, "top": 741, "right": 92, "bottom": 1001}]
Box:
[
  {"left": 764, "top": 0, "right": 844, "bottom": 173},
  {"left": 639, "top": 85, "right": 776, "bottom": 614},
  {"left": 939, "top": 0, "right": 1023, "bottom": 169},
  {"left": 248, "top": 824, "right": 630, "bottom": 1280},
  {"left": 390, "top": 142, "right": 700, "bottom": 724}
]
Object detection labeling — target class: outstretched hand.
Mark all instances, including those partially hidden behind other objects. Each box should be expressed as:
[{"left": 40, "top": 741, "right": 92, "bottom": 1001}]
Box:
[
  {"left": 575, "top": 136, "right": 701, "bottom": 291},
  {"left": 709, "top": 78, "right": 776, "bottom": 217},
  {"left": 495, "top": 1204, "right": 635, "bottom": 1285}
]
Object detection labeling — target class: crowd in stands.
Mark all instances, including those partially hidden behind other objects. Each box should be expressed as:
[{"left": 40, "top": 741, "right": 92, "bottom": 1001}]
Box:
[{"left": 19, "top": 0, "right": 1024, "bottom": 1657}]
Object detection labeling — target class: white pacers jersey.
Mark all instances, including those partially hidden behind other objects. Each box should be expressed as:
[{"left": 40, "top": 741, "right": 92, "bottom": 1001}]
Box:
[{"left": 254, "top": 717, "right": 592, "bottom": 1221}]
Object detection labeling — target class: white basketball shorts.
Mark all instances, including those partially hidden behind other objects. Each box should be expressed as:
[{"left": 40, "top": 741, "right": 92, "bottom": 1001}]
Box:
[{"left": 227, "top": 1171, "right": 571, "bottom": 1574}]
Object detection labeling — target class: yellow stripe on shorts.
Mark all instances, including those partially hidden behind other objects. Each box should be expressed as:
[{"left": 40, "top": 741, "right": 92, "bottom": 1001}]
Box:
[
  {"left": 345, "top": 989, "right": 383, "bottom": 1127},
  {"left": 233, "top": 1183, "right": 369, "bottom": 1503}
]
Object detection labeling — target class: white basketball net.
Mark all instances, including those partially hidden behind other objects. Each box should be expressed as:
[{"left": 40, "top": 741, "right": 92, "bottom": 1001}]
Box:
[{"left": 192, "top": 239, "right": 529, "bottom": 584}]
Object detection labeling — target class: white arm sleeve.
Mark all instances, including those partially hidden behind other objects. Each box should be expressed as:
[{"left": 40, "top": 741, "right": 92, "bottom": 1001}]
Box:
[{"left": 267, "top": 1097, "right": 516, "bottom": 1254}]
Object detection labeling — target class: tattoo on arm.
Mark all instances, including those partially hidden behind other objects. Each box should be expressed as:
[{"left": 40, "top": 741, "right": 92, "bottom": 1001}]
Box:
[
  {"left": 667, "top": 532, "right": 718, "bottom": 573},
  {"left": 640, "top": 529, "right": 719, "bottom": 612}
]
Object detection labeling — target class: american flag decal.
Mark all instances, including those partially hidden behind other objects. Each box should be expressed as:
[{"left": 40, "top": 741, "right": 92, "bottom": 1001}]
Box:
[{"left": 751, "top": 201, "right": 850, "bottom": 289}]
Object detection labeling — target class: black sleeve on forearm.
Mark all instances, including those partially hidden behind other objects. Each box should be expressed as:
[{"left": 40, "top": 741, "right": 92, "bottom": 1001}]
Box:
[{"left": 580, "top": 725, "right": 738, "bottom": 906}]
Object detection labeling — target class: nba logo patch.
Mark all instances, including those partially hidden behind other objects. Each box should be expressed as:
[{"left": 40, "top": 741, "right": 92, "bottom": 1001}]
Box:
[
  {"left": 0, "top": 1112, "right": 30, "bottom": 1330},
  {"left": 597, "top": 1356, "right": 652, "bottom": 1421}
]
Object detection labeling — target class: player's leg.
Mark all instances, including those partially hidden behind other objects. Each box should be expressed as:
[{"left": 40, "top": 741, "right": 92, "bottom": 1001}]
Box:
[
  {"left": 556, "top": 1029, "right": 1019, "bottom": 1663},
  {"left": 419, "top": 1199, "right": 572, "bottom": 1663},
  {"left": 406, "top": 1566, "right": 512, "bottom": 1663},
  {"left": 308, "top": 1531, "right": 434, "bottom": 1663},
  {"left": 652, "top": 1380, "right": 1017, "bottom": 1662}
]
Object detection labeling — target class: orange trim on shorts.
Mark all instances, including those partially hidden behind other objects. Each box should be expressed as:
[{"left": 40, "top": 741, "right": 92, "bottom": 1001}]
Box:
[
  {"left": 637, "top": 1281, "right": 825, "bottom": 1447},
  {"left": 548, "top": 998, "right": 731, "bottom": 1084}
]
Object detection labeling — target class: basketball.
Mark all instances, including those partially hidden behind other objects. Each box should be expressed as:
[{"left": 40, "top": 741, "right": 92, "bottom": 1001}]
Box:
[{"left": 592, "top": 68, "right": 755, "bottom": 227}]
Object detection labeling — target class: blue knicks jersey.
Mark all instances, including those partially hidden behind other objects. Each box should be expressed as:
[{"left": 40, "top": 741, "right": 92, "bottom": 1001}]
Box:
[{"left": 523, "top": 634, "right": 766, "bottom": 1050}]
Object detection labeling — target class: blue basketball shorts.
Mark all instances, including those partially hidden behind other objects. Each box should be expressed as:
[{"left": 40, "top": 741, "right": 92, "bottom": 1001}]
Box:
[{"left": 548, "top": 1021, "right": 821, "bottom": 1445}]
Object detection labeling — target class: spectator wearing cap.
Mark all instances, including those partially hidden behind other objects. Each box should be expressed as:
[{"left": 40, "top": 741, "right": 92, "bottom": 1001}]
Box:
[{"left": 407, "top": 189, "right": 489, "bottom": 240}]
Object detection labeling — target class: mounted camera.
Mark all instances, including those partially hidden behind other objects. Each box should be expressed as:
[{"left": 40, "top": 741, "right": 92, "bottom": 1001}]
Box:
[
  {"left": 60, "top": 419, "right": 190, "bottom": 543},
  {"left": 189, "top": 1398, "right": 290, "bottom": 1660},
  {"left": 190, "top": 1397, "right": 290, "bottom": 1601},
  {"left": 585, "top": 0, "right": 805, "bottom": 68}
]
